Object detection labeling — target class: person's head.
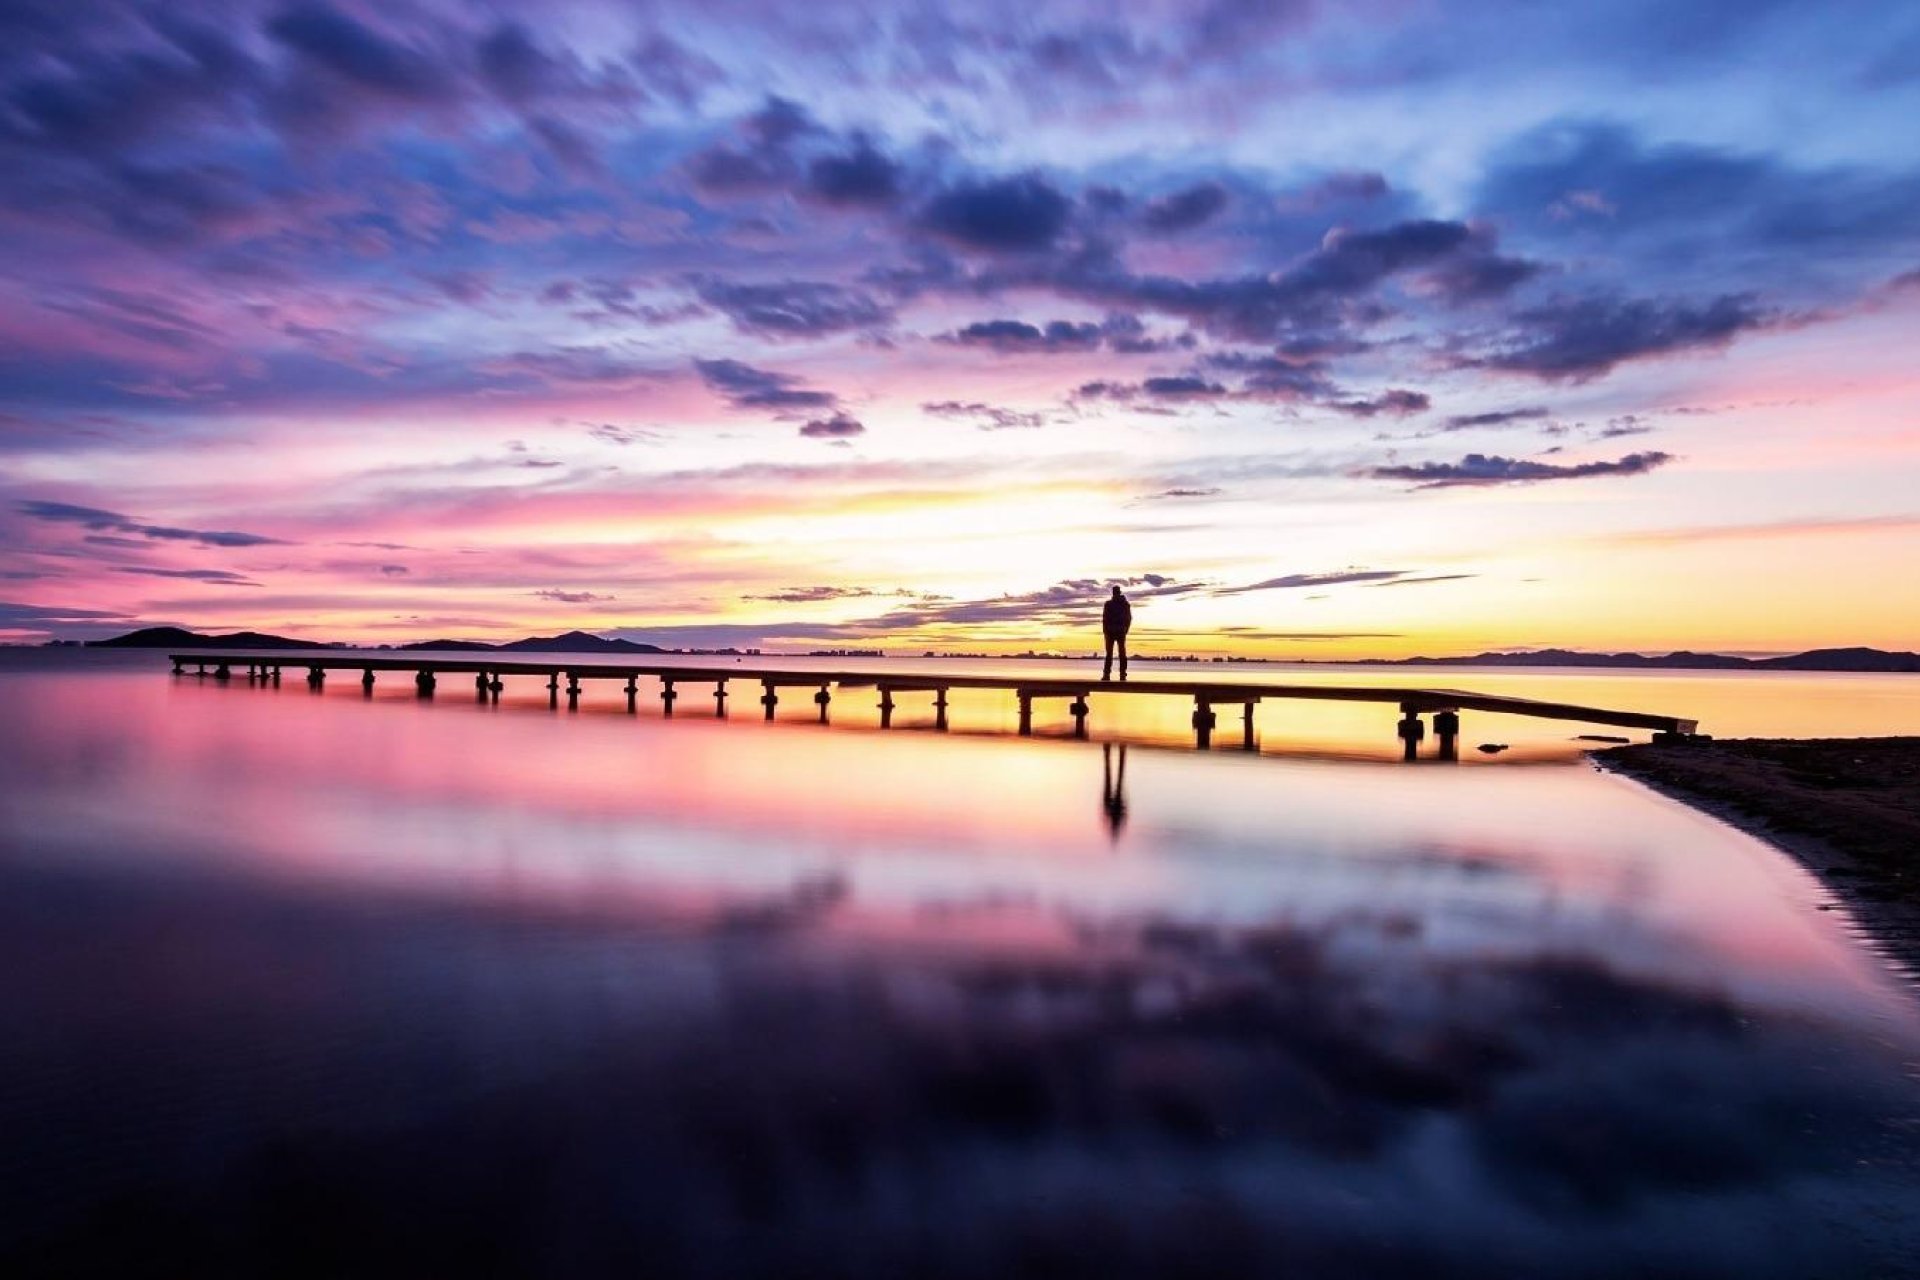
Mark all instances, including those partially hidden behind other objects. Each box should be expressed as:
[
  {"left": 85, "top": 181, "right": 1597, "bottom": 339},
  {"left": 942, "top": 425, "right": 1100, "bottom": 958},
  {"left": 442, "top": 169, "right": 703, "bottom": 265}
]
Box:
[{"left": 1110, "top": 585, "right": 1123, "bottom": 597}]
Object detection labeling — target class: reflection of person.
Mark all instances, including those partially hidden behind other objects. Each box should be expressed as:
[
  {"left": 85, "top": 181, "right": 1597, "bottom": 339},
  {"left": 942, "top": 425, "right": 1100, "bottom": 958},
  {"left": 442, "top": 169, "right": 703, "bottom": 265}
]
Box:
[
  {"left": 1100, "top": 585, "right": 1132, "bottom": 682},
  {"left": 1102, "top": 743, "right": 1128, "bottom": 840}
]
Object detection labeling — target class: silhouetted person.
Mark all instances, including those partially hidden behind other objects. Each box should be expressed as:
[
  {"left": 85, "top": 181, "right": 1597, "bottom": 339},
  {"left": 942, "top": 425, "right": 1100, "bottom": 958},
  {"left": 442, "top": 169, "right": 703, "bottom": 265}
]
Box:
[
  {"left": 1101, "top": 585, "right": 1131, "bottom": 682},
  {"left": 1102, "top": 743, "right": 1128, "bottom": 840}
]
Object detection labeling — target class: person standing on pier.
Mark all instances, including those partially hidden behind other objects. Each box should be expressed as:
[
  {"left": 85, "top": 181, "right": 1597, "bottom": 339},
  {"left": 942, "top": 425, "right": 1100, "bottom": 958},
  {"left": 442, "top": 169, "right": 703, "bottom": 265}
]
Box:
[{"left": 1101, "top": 585, "right": 1132, "bottom": 682}]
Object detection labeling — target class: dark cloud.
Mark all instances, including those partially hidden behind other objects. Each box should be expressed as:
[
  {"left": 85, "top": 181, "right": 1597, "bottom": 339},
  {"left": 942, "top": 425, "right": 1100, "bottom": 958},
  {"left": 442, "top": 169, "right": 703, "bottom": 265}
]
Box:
[
  {"left": 1442, "top": 407, "right": 1551, "bottom": 431},
  {"left": 694, "top": 359, "right": 838, "bottom": 411},
  {"left": 1474, "top": 294, "right": 1774, "bottom": 380},
  {"left": 920, "top": 401, "right": 1047, "bottom": 430},
  {"left": 1479, "top": 121, "right": 1920, "bottom": 278},
  {"left": 267, "top": 3, "right": 455, "bottom": 103},
  {"left": 117, "top": 566, "right": 259, "bottom": 584},
  {"left": 17, "top": 499, "right": 290, "bottom": 547},
  {"left": 1145, "top": 487, "right": 1222, "bottom": 499},
  {"left": 1140, "top": 181, "right": 1229, "bottom": 234},
  {"left": 683, "top": 97, "right": 816, "bottom": 196},
  {"left": 938, "top": 313, "right": 1184, "bottom": 356},
  {"left": 1203, "top": 351, "right": 1339, "bottom": 400},
  {"left": 694, "top": 279, "right": 891, "bottom": 338},
  {"left": 1596, "top": 415, "right": 1653, "bottom": 438},
  {"left": 532, "top": 588, "right": 612, "bottom": 603},
  {"left": 1328, "top": 389, "right": 1430, "bottom": 417},
  {"left": 919, "top": 173, "right": 1074, "bottom": 252},
  {"left": 1074, "top": 376, "right": 1228, "bottom": 404},
  {"left": 804, "top": 137, "right": 905, "bottom": 207},
  {"left": 0, "top": 15, "right": 261, "bottom": 157},
  {"left": 1021, "top": 218, "right": 1502, "bottom": 344},
  {"left": 939, "top": 319, "right": 1102, "bottom": 353},
  {"left": 798, "top": 411, "right": 866, "bottom": 439},
  {"left": 1424, "top": 250, "right": 1545, "bottom": 302},
  {"left": 1369, "top": 450, "right": 1675, "bottom": 488}
]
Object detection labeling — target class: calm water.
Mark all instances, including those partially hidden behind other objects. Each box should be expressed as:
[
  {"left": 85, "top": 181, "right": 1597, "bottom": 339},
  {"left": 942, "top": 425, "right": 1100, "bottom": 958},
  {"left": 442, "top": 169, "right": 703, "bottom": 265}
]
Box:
[{"left": 3, "top": 650, "right": 1918, "bottom": 1277}]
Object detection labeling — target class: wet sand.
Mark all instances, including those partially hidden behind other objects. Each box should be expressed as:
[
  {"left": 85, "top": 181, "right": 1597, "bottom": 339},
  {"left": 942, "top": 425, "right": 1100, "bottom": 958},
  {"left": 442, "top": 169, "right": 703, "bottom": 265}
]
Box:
[{"left": 1600, "top": 738, "right": 1920, "bottom": 977}]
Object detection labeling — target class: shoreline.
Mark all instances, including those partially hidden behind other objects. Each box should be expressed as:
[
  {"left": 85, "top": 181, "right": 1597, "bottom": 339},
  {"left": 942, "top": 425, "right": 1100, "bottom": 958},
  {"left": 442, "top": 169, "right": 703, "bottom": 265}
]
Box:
[{"left": 1597, "top": 738, "right": 1920, "bottom": 981}]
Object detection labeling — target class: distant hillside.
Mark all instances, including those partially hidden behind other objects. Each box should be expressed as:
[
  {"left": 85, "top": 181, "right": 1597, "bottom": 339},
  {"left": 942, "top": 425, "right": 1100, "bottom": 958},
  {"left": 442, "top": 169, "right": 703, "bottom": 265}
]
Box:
[
  {"left": 496, "top": 630, "right": 666, "bottom": 654},
  {"left": 399, "top": 639, "right": 500, "bottom": 651},
  {"left": 1369, "top": 647, "right": 1920, "bottom": 673},
  {"left": 89, "top": 626, "right": 321, "bottom": 650}
]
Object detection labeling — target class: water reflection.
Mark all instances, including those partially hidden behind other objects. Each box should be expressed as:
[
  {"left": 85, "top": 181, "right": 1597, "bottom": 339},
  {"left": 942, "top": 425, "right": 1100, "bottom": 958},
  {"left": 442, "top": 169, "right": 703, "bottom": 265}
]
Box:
[
  {"left": 2, "top": 657, "right": 1918, "bottom": 1276},
  {"left": 1103, "top": 743, "right": 1128, "bottom": 841}
]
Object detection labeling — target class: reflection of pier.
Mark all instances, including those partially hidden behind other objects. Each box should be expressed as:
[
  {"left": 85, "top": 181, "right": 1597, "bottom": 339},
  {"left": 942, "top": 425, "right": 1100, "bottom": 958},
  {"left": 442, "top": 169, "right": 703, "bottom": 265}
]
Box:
[{"left": 169, "top": 654, "right": 1700, "bottom": 755}]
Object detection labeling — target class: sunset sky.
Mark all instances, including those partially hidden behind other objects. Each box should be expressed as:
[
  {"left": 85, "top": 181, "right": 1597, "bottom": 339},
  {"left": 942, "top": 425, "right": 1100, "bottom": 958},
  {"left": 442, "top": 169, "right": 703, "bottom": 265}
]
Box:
[{"left": 2, "top": 0, "right": 1917, "bottom": 654}]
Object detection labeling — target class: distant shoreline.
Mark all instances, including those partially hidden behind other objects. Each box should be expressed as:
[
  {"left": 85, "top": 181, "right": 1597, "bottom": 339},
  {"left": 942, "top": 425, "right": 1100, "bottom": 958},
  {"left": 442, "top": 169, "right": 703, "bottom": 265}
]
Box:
[
  {"left": 58, "top": 628, "right": 1920, "bottom": 674},
  {"left": 1598, "top": 739, "right": 1920, "bottom": 981}
]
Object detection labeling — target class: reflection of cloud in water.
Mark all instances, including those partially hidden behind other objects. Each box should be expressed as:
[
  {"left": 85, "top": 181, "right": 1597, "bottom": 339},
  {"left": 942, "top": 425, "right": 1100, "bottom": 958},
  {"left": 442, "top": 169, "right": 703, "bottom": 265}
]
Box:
[{"left": 3, "top": 868, "right": 1916, "bottom": 1277}]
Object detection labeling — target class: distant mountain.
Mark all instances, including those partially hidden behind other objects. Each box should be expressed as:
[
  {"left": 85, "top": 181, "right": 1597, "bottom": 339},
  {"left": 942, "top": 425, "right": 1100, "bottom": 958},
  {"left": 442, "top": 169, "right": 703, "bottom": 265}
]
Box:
[
  {"left": 89, "top": 626, "right": 320, "bottom": 650},
  {"left": 1367, "top": 647, "right": 1920, "bottom": 673},
  {"left": 495, "top": 630, "right": 666, "bottom": 654},
  {"left": 1752, "top": 647, "right": 1920, "bottom": 672},
  {"left": 399, "top": 639, "right": 500, "bottom": 651}
]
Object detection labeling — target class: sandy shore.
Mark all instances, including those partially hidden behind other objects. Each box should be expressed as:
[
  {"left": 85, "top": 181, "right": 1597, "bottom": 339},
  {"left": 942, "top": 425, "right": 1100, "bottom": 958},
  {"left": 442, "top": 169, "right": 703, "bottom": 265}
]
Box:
[{"left": 1598, "top": 737, "right": 1920, "bottom": 978}]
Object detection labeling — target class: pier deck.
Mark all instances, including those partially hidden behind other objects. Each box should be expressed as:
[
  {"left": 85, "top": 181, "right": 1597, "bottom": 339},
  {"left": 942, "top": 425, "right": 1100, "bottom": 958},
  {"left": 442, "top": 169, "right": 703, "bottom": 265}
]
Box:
[{"left": 169, "top": 652, "right": 1699, "bottom": 758}]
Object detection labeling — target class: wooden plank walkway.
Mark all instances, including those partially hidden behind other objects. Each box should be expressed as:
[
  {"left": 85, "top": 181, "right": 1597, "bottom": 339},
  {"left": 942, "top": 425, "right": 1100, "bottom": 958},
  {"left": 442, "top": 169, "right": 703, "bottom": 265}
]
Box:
[{"left": 170, "top": 651, "right": 1700, "bottom": 758}]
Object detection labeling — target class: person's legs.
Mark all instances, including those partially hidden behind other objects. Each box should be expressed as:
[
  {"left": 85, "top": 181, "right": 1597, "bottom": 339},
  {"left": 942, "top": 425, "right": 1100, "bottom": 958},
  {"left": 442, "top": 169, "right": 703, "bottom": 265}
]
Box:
[
  {"left": 1119, "top": 635, "right": 1128, "bottom": 681},
  {"left": 1101, "top": 636, "right": 1115, "bottom": 681}
]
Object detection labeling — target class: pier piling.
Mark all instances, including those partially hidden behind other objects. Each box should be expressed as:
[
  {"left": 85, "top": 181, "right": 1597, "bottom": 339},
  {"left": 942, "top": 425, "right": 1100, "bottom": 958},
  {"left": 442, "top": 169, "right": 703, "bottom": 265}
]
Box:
[
  {"left": 1397, "top": 706, "right": 1426, "bottom": 761},
  {"left": 1192, "top": 697, "right": 1217, "bottom": 749}
]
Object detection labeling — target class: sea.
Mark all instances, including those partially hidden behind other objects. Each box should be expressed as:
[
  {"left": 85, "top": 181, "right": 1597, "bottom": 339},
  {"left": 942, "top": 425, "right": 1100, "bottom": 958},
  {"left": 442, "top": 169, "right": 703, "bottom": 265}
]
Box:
[{"left": 2, "top": 647, "right": 1917, "bottom": 1277}]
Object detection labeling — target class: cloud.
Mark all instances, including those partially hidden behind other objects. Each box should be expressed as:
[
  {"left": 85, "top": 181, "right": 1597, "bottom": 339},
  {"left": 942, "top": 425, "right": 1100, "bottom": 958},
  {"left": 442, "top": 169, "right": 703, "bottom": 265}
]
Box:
[
  {"left": 1203, "top": 351, "right": 1339, "bottom": 401},
  {"left": 1368, "top": 573, "right": 1476, "bottom": 587},
  {"left": 1016, "top": 218, "right": 1512, "bottom": 345},
  {"left": 694, "top": 359, "right": 838, "bottom": 411},
  {"left": 920, "top": 401, "right": 1048, "bottom": 430},
  {"left": 1473, "top": 294, "right": 1775, "bottom": 381},
  {"left": 118, "top": 566, "right": 259, "bottom": 585},
  {"left": 1478, "top": 121, "right": 1920, "bottom": 284},
  {"left": 1328, "top": 389, "right": 1430, "bottom": 417},
  {"left": 938, "top": 314, "right": 1183, "bottom": 355},
  {"left": 1369, "top": 451, "right": 1675, "bottom": 488},
  {"left": 1215, "top": 569, "right": 1415, "bottom": 595},
  {"left": 798, "top": 411, "right": 866, "bottom": 439},
  {"left": 532, "top": 588, "right": 612, "bottom": 603},
  {"left": 1442, "top": 407, "right": 1552, "bottom": 431},
  {"left": 267, "top": 3, "right": 456, "bottom": 104},
  {"left": 746, "top": 585, "right": 918, "bottom": 603},
  {"left": 918, "top": 173, "right": 1074, "bottom": 252},
  {"left": 694, "top": 279, "right": 891, "bottom": 338},
  {"left": 939, "top": 318, "right": 1102, "bottom": 353},
  {"left": 16, "top": 499, "right": 289, "bottom": 547},
  {"left": 1140, "top": 181, "right": 1229, "bottom": 234},
  {"left": 1076, "top": 375, "right": 1228, "bottom": 404},
  {"left": 1146, "top": 487, "right": 1223, "bottom": 499},
  {"left": 804, "top": 137, "right": 905, "bottom": 207}
]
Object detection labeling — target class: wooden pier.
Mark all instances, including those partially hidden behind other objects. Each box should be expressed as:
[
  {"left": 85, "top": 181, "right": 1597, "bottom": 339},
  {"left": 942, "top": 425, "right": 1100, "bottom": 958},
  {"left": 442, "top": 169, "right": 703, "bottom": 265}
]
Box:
[{"left": 169, "top": 652, "right": 1700, "bottom": 758}]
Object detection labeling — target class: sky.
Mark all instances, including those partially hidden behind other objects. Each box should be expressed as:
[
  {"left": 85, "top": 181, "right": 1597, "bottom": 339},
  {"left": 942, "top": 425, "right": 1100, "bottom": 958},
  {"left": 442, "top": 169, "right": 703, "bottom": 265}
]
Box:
[{"left": 2, "top": 0, "right": 1918, "bottom": 655}]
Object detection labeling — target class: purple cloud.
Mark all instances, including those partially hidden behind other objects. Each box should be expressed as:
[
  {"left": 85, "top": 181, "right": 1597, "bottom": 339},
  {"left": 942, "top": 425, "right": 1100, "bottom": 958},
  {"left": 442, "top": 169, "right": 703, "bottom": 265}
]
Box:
[
  {"left": 1369, "top": 451, "right": 1676, "bottom": 488},
  {"left": 695, "top": 359, "right": 838, "bottom": 411}
]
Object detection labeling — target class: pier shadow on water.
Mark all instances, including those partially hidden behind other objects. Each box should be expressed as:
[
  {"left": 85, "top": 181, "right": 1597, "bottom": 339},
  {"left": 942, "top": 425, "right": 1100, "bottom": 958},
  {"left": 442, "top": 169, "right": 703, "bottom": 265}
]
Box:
[{"left": 2, "top": 657, "right": 1919, "bottom": 1277}]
